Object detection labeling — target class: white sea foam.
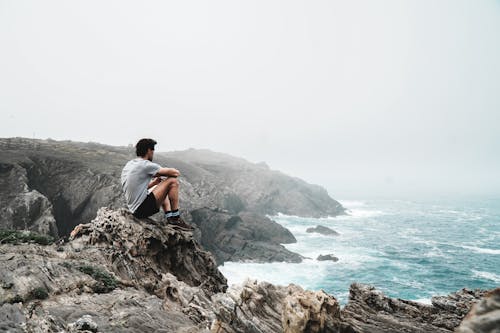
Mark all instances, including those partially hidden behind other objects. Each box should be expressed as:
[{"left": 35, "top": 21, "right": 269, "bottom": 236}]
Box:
[
  {"left": 337, "top": 200, "right": 366, "bottom": 207},
  {"left": 218, "top": 260, "right": 328, "bottom": 290},
  {"left": 461, "top": 245, "right": 500, "bottom": 255},
  {"left": 412, "top": 298, "right": 432, "bottom": 305},
  {"left": 472, "top": 270, "right": 500, "bottom": 283}
]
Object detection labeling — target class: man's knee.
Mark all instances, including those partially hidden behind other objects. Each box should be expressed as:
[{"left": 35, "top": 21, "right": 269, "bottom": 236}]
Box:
[{"left": 168, "top": 177, "right": 179, "bottom": 187}]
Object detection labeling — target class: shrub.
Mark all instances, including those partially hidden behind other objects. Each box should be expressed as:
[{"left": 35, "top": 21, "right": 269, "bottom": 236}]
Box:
[{"left": 77, "top": 265, "right": 117, "bottom": 293}]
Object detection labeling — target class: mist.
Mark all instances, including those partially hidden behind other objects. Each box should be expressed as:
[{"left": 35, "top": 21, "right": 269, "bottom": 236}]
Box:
[{"left": 1, "top": 0, "right": 499, "bottom": 199}]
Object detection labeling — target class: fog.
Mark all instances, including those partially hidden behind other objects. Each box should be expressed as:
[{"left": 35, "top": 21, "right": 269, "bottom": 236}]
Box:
[{"left": 1, "top": 0, "right": 499, "bottom": 199}]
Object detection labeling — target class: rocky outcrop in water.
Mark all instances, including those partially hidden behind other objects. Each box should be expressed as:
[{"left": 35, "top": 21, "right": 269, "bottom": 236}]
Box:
[
  {"left": 317, "top": 254, "right": 339, "bottom": 261},
  {"left": 0, "top": 208, "right": 494, "bottom": 333},
  {"left": 306, "top": 225, "right": 339, "bottom": 236}
]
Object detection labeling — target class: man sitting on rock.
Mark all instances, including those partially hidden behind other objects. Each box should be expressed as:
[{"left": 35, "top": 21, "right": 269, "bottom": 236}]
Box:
[{"left": 120, "top": 138, "right": 193, "bottom": 230}]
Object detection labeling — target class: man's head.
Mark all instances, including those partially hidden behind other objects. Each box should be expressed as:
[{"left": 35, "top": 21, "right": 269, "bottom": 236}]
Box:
[{"left": 136, "top": 138, "right": 157, "bottom": 161}]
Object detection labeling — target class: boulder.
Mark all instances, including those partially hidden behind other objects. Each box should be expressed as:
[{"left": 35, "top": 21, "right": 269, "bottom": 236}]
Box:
[
  {"left": 306, "top": 225, "right": 339, "bottom": 236},
  {"left": 317, "top": 254, "right": 339, "bottom": 262}
]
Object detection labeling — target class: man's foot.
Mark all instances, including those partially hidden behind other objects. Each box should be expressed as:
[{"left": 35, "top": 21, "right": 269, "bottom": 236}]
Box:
[{"left": 167, "top": 216, "right": 194, "bottom": 231}]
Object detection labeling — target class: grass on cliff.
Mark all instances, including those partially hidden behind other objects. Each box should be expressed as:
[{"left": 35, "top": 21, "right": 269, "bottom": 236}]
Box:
[
  {"left": 0, "top": 229, "right": 54, "bottom": 245},
  {"left": 78, "top": 265, "right": 118, "bottom": 293}
]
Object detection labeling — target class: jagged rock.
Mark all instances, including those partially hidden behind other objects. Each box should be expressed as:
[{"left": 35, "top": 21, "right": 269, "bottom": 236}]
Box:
[
  {"left": 71, "top": 314, "right": 98, "bottom": 332},
  {"left": 68, "top": 207, "right": 227, "bottom": 294},
  {"left": 340, "top": 283, "right": 490, "bottom": 332},
  {"left": 0, "top": 162, "right": 58, "bottom": 237},
  {"left": 306, "top": 225, "right": 339, "bottom": 236},
  {"left": 0, "top": 207, "right": 226, "bottom": 332},
  {"left": 455, "top": 287, "right": 500, "bottom": 333},
  {"left": 190, "top": 207, "right": 302, "bottom": 264},
  {"left": 317, "top": 254, "right": 339, "bottom": 262},
  {"left": 210, "top": 279, "right": 346, "bottom": 333}
]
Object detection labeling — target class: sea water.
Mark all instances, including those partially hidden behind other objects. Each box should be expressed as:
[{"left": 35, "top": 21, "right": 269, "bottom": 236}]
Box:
[{"left": 218, "top": 197, "right": 500, "bottom": 306}]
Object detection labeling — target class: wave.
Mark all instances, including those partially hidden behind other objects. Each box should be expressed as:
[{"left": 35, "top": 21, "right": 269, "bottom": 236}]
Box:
[
  {"left": 412, "top": 298, "right": 432, "bottom": 305},
  {"left": 460, "top": 245, "right": 500, "bottom": 255},
  {"left": 338, "top": 200, "right": 366, "bottom": 207},
  {"left": 472, "top": 270, "right": 500, "bottom": 283}
]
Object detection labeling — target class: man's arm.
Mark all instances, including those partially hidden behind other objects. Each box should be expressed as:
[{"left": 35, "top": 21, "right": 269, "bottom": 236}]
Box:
[
  {"left": 147, "top": 177, "right": 162, "bottom": 189},
  {"left": 153, "top": 167, "right": 181, "bottom": 178}
]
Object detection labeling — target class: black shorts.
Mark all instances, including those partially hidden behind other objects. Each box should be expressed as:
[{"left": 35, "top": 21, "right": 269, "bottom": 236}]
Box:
[{"left": 133, "top": 192, "right": 159, "bottom": 218}]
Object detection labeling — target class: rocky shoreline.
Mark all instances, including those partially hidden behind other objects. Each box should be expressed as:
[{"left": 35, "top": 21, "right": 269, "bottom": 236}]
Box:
[{"left": 0, "top": 208, "right": 497, "bottom": 333}]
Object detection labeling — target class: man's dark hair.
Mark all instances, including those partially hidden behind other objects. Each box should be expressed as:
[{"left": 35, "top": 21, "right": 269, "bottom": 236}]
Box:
[{"left": 136, "top": 138, "right": 157, "bottom": 157}]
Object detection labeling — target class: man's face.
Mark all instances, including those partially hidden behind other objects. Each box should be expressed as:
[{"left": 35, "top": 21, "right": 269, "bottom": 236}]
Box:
[{"left": 147, "top": 148, "right": 154, "bottom": 162}]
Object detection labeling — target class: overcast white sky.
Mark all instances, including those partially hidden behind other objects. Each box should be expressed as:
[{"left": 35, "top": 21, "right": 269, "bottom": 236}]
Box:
[{"left": 1, "top": 0, "right": 499, "bottom": 199}]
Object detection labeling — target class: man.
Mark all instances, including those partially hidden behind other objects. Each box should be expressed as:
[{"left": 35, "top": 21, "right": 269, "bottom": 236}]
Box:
[{"left": 120, "top": 138, "right": 193, "bottom": 230}]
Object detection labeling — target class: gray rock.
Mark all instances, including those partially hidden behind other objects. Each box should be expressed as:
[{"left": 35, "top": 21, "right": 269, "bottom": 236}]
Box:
[
  {"left": 455, "top": 287, "right": 500, "bottom": 333},
  {"left": 190, "top": 207, "right": 302, "bottom": 264},
  {"left": 72, "top": 314, "right": 98, "bottom": 332},
  {"left": 317, "top": 254, "right": 339, "bottom": 261},
  {"left": 306, "top": 225, "right": 339, "bottom": 236},
  {"left": 210, "top": 279, "right": 347, "bottom": 333},
  {"left": 340, "top": 283, "right": 490, "bottom": 332}
]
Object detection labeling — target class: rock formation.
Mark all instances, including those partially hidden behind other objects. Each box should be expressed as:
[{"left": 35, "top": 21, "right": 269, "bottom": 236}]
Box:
[
  {"left": 340, "top": 283, "right": 490, "bottom": 332},
  {"left": 317, "top": 254, "right": 339, "bottom": 262},
  {"left": 306, "top": 225, "right": 340, "bottom": 236},
  {"left": 190, "top": 207, "right": 302, "bottom": 264},
  {"left": 455, "top": 287, "right": 500, "bottom": 333}
]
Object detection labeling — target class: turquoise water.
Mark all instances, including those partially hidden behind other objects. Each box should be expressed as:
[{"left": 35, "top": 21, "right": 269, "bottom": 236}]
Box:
[{"left": 219, "top": 197, "right": 500, "bottom": 306}]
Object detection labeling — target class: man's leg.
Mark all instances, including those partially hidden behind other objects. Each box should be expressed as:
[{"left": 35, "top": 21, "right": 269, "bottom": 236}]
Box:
[
  {"left": 151, "top": 177, "right": 179, "bottom": 211},
  {"left": 150, "top": 177, "right": 192, "bottom": 230},
  {"left": 161, "top": 195, "right": 171, "bottom": 213}
]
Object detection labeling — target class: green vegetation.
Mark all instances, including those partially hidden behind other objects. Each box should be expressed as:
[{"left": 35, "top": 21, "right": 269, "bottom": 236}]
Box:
[
  {"left": 0, "top": 229, "right": 54, "bottom": 245},
  {"left": 29, "top": 287, "right": 49, "bottom": 300},
  {"left": 78, "top": 265, "right": 118, "bottom": 293},
  {"left": 7, "top": 294, "right": 23, "bottom": 304}
]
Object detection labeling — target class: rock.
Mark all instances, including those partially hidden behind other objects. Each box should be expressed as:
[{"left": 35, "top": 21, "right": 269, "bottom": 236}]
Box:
[
  {"left": 317, "top": 254, "right": 339, "bottom": 262},
  {"left": 71, "top": 314, "right": 98, "bottom": 332},
  {"left": 340, "top": 283, "right": 490, "bottom": 332},
  {"left": 190, "top": 208, "right": 302, "bottom": 264},
  {"left": 306, "top": 225, "right": 339, "bottom": 236},
  {"left": 68, "top": 207, "right": 227, "bottom": 294},
  {"left": 0, "top": 162, "right": 58, "bottom": 237},
  {"left": 210, "top": 279, "right": 346, "bottom": 333},
  {"left": 0, "top": 207, "right": 226, "bottom": 332},
  {"left": 455, "top": 287, "right": 500, "bottom": 333},
  {"left": 0, "top": 303, "right": 25, "bottom": 333}
]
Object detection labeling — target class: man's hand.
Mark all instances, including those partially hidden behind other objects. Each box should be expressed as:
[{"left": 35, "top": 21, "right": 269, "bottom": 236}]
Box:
[{"left": 147, "top": 177, "right": 162, "bottom": 189}]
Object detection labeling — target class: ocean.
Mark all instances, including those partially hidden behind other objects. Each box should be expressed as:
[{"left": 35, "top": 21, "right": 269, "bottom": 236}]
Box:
[{"left": 218, "top": 197, "right": 500, "bottom": 306}]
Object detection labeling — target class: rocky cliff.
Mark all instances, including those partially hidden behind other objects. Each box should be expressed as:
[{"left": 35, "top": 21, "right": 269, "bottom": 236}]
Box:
[
  {"left": 0, "top": 137, "right": 345, "bottom": 263},
  {"left": 0, "top": 208, "right": 495, "bottom": 333}
]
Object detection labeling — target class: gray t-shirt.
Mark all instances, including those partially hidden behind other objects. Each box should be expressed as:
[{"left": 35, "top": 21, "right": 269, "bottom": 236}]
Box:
[{"left": 120, "top": 158, "right": 162, "bottom": 213}]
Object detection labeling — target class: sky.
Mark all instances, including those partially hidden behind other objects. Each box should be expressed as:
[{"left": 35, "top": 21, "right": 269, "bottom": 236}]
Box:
[{"left": 1, "top": 0, "right": 499, "bottom": 199}]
